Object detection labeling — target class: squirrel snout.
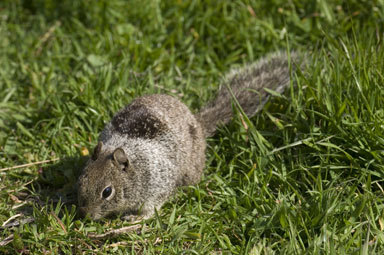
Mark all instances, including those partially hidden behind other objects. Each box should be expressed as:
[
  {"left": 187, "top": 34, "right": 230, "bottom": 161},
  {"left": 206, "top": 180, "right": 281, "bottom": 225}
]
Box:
[
  {"left": 77, "top": 206, "right": 100, "bottom": 220},
  {"left": 77, "top": 207, "right": 88, "bottom": 218}
]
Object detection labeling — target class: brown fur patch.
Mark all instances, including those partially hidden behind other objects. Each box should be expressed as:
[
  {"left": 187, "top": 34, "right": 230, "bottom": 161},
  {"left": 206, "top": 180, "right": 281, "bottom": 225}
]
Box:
[{"left": 112, "top": 103, "right": 166, "bottom": 139}]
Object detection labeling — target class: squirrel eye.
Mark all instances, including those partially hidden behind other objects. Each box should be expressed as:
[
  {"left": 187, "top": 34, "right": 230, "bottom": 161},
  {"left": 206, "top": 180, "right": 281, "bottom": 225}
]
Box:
[{"left": 102, "top": 186, "right": 112, "bottom": 199}]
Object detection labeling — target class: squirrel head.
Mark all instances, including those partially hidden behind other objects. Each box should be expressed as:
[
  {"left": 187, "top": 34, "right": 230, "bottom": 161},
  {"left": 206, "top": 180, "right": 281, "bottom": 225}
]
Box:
[{"left": 77, "top": 141, "right": 139, "bottom": 220}]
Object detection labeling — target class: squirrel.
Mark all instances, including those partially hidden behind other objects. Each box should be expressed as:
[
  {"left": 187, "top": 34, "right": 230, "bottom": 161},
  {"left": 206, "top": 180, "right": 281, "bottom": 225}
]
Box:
[{"left": 77, "top": 51, "right": 300, "bottom": 221}]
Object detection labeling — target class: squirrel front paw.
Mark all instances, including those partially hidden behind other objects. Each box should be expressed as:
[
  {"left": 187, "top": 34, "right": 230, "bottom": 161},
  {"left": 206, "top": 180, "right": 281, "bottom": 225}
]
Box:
[{"left": 121, "top": 214, "right": 141, "bottom": 222}]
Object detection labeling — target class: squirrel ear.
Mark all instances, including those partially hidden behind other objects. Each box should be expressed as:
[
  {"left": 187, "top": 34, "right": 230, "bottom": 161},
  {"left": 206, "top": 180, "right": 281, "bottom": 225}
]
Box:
[
  {"left": 92, "top": 141, "right": 103, "bottom": 160},
  {"left": 113, "top": 148, "right": 128, "bottom": 165}
]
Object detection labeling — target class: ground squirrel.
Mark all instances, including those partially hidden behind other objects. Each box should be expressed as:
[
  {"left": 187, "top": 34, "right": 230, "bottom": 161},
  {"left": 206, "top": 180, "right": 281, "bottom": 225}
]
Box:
[{"left": 77, "top": 51, "right": 300, "bottom": 220}]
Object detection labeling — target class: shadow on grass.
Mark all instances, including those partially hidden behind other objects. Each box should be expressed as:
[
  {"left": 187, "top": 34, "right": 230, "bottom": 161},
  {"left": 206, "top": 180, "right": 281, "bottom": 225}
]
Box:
[
  {"left": 37, "top": 156, "right": 87, "bottom": 200},
  {"left": 0, "top": 156, "right": 90, "bottom": 238},
  {"left": 21, "top": 156, "right": 89, "bottom": 219},
  {"left": 14, "top": 0, "right": 114, "bottom": 30}
]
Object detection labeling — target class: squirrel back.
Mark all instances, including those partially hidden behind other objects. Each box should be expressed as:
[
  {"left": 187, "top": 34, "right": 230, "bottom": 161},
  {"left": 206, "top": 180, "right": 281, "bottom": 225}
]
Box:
[{"left": 197, "top": 51, "right": 299, "bottom": 136}]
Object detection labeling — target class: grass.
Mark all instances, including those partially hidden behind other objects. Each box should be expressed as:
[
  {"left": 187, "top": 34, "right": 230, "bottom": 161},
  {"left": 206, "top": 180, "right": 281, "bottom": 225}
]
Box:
[{"left": 1, "top": 0, "right": 384, "bottom": 253}]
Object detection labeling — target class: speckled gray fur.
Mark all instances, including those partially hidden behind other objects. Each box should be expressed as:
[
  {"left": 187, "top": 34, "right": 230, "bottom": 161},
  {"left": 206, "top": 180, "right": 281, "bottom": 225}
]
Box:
[
  {"left": 77, "top": 51, "right": 301, "bottom": 220},
  {"left": 197, "top": 51, "right": 300, "bottom": 136}
]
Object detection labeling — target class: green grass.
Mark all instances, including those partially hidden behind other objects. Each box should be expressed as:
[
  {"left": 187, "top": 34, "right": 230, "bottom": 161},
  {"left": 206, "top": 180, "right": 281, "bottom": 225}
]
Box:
[{"left": 1, "top": 0, "right": 384, "bottom": 253}]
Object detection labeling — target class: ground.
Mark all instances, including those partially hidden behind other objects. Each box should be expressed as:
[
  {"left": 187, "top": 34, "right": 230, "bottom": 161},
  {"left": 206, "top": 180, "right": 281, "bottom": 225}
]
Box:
[{"left": 1, "top": 0, "right": 384, "bottom": 254}]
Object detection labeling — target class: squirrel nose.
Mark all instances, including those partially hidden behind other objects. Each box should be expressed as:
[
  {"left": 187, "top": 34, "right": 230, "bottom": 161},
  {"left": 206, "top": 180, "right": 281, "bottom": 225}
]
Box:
[{"left": 77, "top": 207, "right": 87, "bottom": 218}]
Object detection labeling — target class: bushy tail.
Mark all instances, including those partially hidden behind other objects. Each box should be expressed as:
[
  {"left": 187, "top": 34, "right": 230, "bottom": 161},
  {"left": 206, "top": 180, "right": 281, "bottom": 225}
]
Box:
[{"left": 196, "top": 51, "right": 301, "bottom": 137}]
